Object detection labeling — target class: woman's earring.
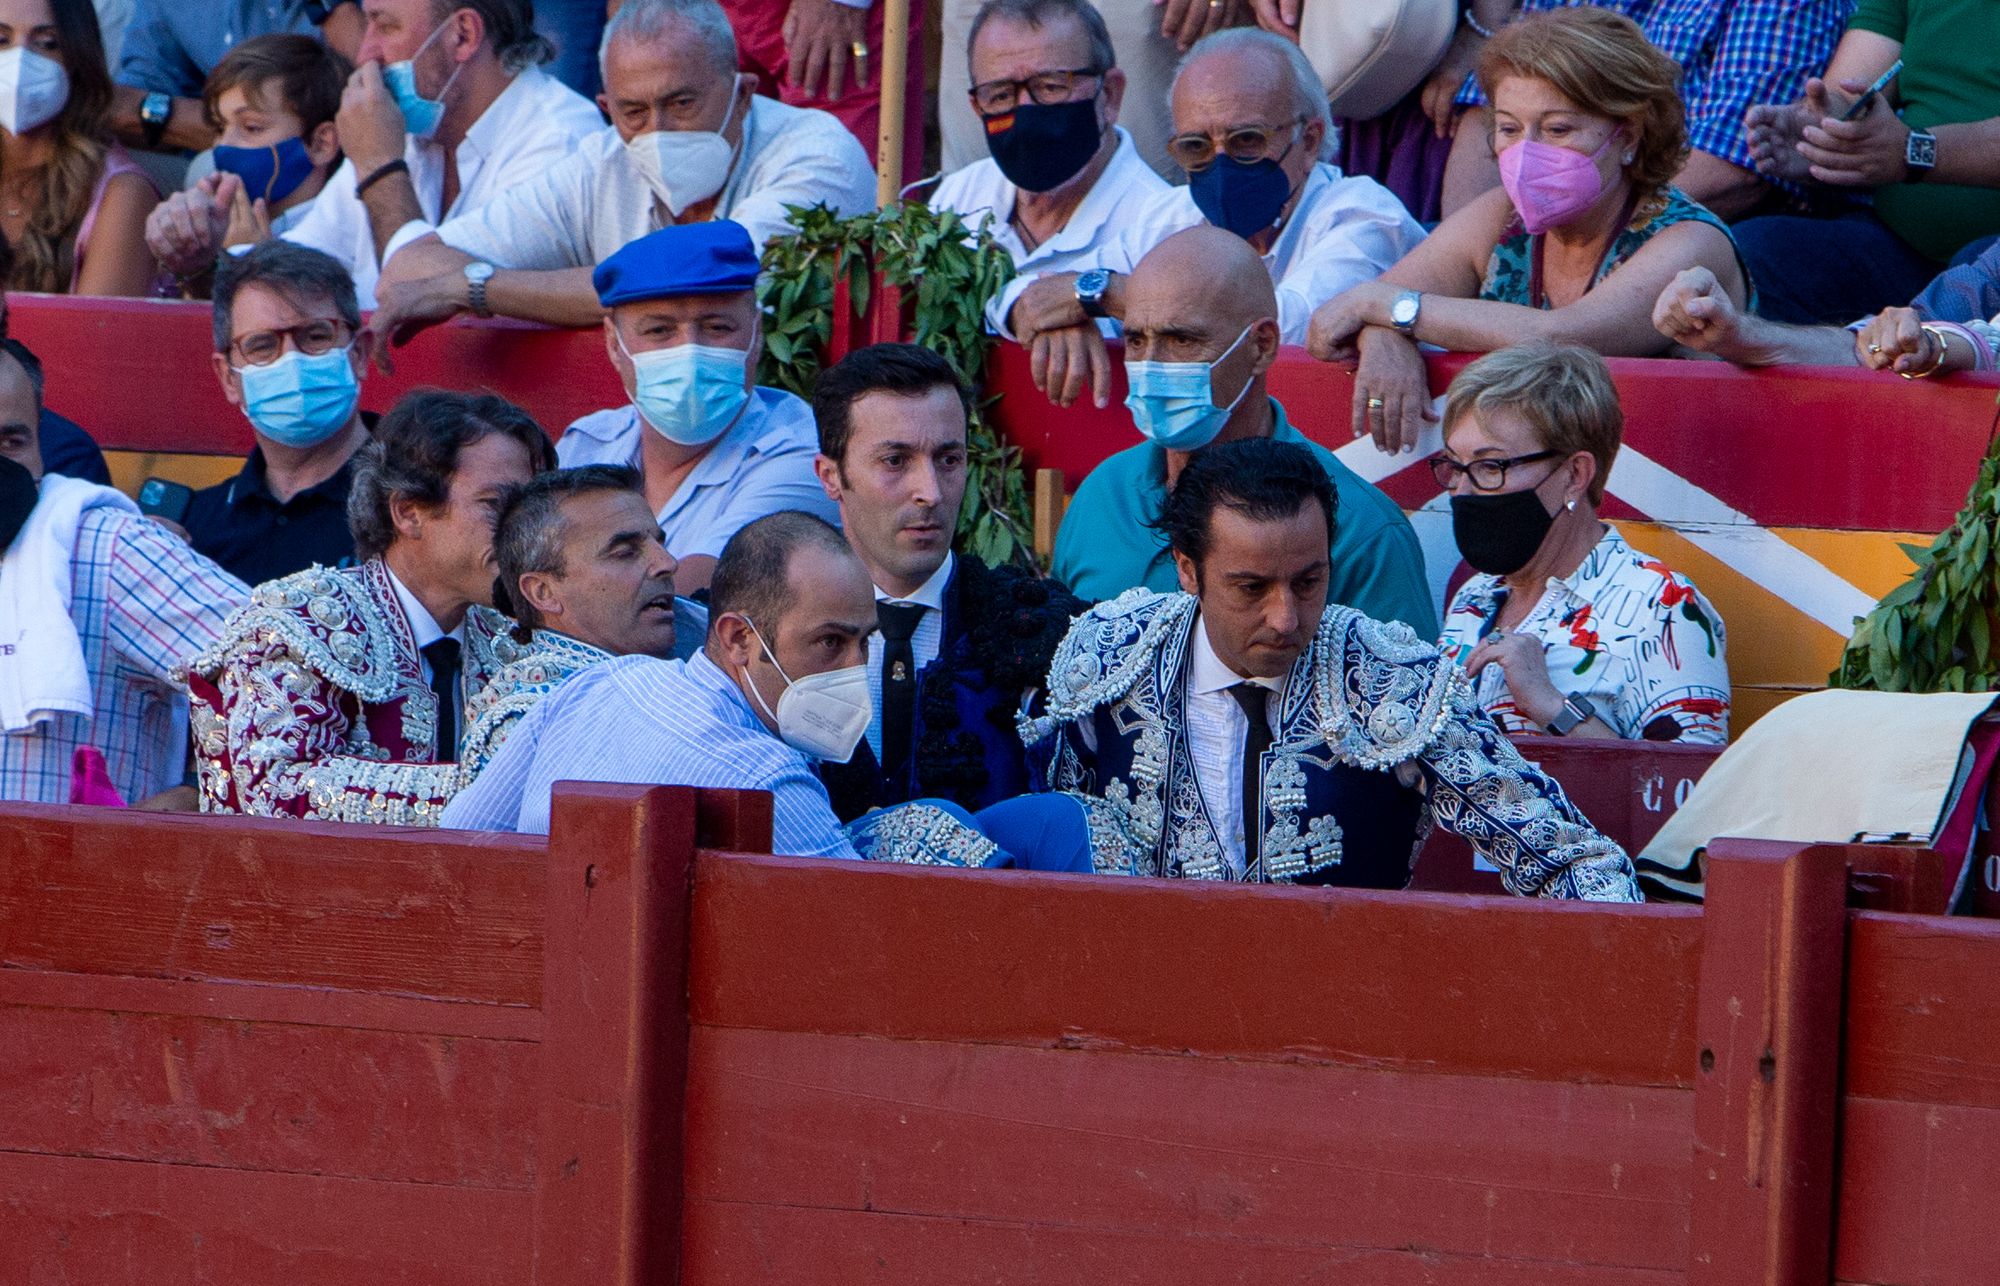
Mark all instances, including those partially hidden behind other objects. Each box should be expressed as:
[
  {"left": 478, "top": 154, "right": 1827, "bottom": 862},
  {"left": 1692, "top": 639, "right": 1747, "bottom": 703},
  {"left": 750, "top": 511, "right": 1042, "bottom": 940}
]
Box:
[{"left": 1565, "top": 499, "right": 1577, "bottom": 511}]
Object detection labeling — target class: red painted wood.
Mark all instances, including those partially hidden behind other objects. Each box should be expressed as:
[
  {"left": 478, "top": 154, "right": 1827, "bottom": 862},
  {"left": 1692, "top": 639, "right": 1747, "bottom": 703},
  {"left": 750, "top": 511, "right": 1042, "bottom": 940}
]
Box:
[
  {"left": 1833, "top": 1096, "right": 2000, "bottom": 1285},
  {"left": 0, "top": 1150, "right": 535, "bottom": 1286},
  {"left": 532, "top": 785, "right": 700, "bottom": 1286},
  {"left": 683, "top": 1027, "right": 1693, "bottom": 1273},
  {"left": 1688, "top": 840, "right": 1849, "bottom": 1286},
  {"left": 1843, "top": 910, "right": 2000, "bottom": 1108},
  {"left": 690, "top": 854, "right": 1702, "bottom": 1084},
  {"left": 1, "top": 1006, "right": 536, "bottom": 1185},
  {"left": 0, "top": 803, "right": 546, "bottom": 1004},
  {"left": 17, "top": 293, "right": 1998, "bottom": 534},
  {"left": 682, "top": 1202, "right": 1684, "bottom": 1286}
]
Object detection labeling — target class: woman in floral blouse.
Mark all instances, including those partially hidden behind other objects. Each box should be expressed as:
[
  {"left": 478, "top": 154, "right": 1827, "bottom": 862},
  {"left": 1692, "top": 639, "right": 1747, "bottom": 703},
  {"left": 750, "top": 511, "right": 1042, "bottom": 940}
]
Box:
[{"left": 1434, "top": 343, "right": 1729, "bottom": 745}]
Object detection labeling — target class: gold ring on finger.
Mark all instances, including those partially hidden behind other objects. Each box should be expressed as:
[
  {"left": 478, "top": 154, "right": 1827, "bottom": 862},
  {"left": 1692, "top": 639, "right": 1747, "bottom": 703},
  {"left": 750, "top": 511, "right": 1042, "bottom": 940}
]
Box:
[
  {"left": 1867, "top": 343, "right": 1881, "bottom": 353},
  {"left": 851, "top": 41, "right": 869, "bottom": 57},
  {"left": 1366, "top": 396, "right": 1385, "bottom": 410}
]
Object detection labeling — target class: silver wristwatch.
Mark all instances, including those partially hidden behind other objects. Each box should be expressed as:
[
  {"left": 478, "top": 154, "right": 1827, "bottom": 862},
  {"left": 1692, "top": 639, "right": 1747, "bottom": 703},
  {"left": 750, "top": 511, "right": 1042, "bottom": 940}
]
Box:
[
  {"left": 1905, "top": 129, "right": 1937, "bottom": 181},
  {"left": 1544, "top": 693, "right": 1597, "bottom": 736},
  {"left": 463, "top": 260, "right": 496, "bottom": 318},
  {"left": 1389, "top": 289, "right": 1422, "bottom": 336},
  {"left": 1074, "top": 268, "right": 1112, "bottom": 319}
]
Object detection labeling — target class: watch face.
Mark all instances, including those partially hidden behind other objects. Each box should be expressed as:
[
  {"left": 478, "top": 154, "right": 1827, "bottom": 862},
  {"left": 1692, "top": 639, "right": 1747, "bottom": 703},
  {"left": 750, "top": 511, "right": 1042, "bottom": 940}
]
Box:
[
  {"left": 1076, "top": 269, "right": 1107, "bottom": 298},
  {"left": 1391, "top": 296, "right": 1419, "bottom": 325},
  {"left": 1909, "top": 133, "right": 1937, "bottom": 167}
]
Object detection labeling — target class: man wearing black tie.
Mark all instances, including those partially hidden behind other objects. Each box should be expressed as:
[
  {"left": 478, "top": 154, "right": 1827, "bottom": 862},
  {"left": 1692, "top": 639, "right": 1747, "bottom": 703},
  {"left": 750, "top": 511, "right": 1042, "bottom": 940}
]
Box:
[{"left": 810, "top": 343, "right": 1084, "bottom": 821}]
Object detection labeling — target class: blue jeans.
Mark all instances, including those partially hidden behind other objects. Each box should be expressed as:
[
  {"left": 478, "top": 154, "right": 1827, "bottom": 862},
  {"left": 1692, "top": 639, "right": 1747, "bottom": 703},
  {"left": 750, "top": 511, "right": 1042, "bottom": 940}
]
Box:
[
  {"left": 920, "top": 796, "right": 1097, "bottom": 873},
  {"left": 1734, "top": 209, "right": 1942, "bottom": 325},
  {"left": 534, "top": 0, "right": 606, "bottom": 98}
]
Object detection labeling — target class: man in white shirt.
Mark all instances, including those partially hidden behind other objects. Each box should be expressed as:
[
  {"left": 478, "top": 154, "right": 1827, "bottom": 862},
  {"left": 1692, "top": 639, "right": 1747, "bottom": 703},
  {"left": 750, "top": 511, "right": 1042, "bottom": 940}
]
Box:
[
  {"left": 555, "top": 221, "right": 839, "bottom": 594},
  {"left": 367, "top": 0, "right": 876, "bottom": 348},
  {"left": 928, "top": 0, "right": 1167, "bottom": 294},
  {"left": 143, "top": 0, "right": 602, "bottom": 310},
  {"left": 994, "top": 26, "right": 1425, "bottom": 409}
]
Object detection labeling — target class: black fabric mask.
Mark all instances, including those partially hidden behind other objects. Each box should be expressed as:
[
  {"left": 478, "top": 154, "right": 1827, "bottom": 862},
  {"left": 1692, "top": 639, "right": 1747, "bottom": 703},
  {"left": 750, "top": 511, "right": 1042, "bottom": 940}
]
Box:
[
  {"left": 0, "top": 454, "right": 37, "bottom": 554},
  {"left": 984, "top": 98, "right": 1102, "bottom": 193},
  {"left": 1451, "top": 487, "right": 1556, "bottom": 575}
]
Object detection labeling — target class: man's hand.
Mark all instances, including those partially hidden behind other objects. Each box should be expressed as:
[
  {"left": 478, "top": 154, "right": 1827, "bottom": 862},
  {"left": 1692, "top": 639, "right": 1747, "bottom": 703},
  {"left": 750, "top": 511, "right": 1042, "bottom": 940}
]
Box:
[
  {"left": 144, "top": 176, "right": 230, "bottom": 276},
  {"left": 365, "top": 274, "right": 468, "bottom": 372},
  {"left": 337, "top": 61, "right": 409, "bottom": 175},
  {"left": 1852, "top": 306, "right": 1969, "bottom": 376},
  {"left": 1243, "top": 0, "right": 1299, "bottom": 40},
  {"left": 1350, "top": 327, "right": 1436, "bottom": 454},
  {"left": 1461, "top": 629, "right": 1563, "bottom": 725},
  {"left": 222, "top": 177, "right": 273, "bottom": 248},
  {"left": 1745, "top": 78, "right": 1837, "bottom": 185},
  {"left": 1651, "top": 266, "right": 1742, "bottom": 354},
  {"left": 783, "top": 0, "right": 868, "bottom": 102},
  {"left": 1028, "top": 322, "right": 1111, "bottom": 409},
  {"left": 1418, "top": 26, "right": 1485, "bottom": 137},
  {"left": 1156, "top": 0, "right": 1244, "bottom": 52},
  {"left": 1796, "top": 83, "right": 1911, "bottom": 187},
  {"left": 1008, "top": 274, "right": 1090, "bottom": 339}
]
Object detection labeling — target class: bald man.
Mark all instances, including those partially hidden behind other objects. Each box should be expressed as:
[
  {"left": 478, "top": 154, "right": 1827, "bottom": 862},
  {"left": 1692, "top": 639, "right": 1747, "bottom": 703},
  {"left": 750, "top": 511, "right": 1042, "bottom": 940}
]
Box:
[
  {"left": 1050, "top": 226, "right": 1435, "bottom": 635},
  {"left": 991, "top": 26, "right": 1424, "bottom": 411}
]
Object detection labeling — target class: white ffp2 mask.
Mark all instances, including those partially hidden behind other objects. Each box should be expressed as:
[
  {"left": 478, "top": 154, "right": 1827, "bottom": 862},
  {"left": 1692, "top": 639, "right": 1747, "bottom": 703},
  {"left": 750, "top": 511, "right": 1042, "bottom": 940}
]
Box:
[
  {"left": 624, "top": 80, "right": 744, "bottom": 217},
  {"left": 0, "top": 48, "right": 70, "bottom": 135},
  {"left": 739, "top": 620, "right": 872, "bottom": 762}
]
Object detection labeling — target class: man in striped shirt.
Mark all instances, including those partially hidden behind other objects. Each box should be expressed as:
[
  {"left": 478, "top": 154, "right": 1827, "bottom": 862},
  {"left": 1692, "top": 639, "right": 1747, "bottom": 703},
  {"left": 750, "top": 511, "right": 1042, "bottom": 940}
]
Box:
[{"left": 0, "top": 342, "right": 248, "bottom": 805}]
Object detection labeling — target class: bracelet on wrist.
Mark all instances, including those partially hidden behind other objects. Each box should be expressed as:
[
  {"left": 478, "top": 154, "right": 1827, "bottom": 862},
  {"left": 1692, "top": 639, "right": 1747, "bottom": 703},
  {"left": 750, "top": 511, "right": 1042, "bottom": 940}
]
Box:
[
  {"left": 1900, "top": 324, "right": 1953, "bottom": 380},
  {"left": 355, "top": 158, "right": 409, "bottom": 198}
]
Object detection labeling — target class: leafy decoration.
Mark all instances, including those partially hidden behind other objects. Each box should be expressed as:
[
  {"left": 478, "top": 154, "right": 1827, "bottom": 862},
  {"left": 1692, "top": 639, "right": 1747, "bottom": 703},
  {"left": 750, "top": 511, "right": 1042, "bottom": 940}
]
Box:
[
  {"left": 1833, "top": 405, "right": 2000, "bottom": 693},
  {"left": 757, "top": 201, "right": 1033, "bottom": 568}
]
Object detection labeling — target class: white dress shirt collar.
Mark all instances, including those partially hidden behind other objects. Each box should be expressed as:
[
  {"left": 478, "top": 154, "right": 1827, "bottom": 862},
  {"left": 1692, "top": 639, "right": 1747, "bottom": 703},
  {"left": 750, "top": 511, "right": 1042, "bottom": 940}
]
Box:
[
  {"left": 874, "top": 551, "right": 954, "bottom": 609},
  {"left": 1188, "top": 612, "right": 1284, "bottom": 698}
]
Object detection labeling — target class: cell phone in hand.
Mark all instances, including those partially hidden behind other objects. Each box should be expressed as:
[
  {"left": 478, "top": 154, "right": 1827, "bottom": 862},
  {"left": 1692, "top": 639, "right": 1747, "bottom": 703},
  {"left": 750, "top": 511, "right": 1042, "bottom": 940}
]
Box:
[
  {"left": 1840, "top": 59, "right": 1903, "bottom": 121},
  {"left": 138, "top": 476, "right": 193, "bottom": 524}
]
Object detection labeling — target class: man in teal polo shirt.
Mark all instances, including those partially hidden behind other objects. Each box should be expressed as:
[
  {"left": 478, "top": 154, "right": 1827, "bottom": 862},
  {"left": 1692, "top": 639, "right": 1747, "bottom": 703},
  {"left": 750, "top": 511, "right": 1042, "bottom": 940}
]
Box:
[{"left": 1051, "top": 225, "right": 1435, "bottom": 635}]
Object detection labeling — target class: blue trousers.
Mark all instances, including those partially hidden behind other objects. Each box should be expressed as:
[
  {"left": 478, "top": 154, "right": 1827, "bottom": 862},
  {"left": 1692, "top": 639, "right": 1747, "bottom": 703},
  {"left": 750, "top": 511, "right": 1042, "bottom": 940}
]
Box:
[
  {"left": 1733, "top": 209, "right": 1941, "bottom": 325},
  {"left": 918, "top": 796, "right": 1097, "bottom": 873}
]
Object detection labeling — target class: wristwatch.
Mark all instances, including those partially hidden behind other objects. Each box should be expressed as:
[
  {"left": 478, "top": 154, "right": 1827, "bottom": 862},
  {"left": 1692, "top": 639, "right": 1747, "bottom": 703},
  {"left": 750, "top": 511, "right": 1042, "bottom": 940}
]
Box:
[
  {"left": 138, "top": 90, "right": 171, "bottom": 149},
  {"left": 463, "top": 261, "right": 496, "bottom": 318},
  {"left": 1544, "top": 693, "right": 1598, "bottom": 737},
  {"left": 1074, "top": 268, "right": 1112, "bottom": 320},
  {"left": 1905, "top": 129, "right": 1937, "bottom": 181},
  {"left": 1389, "top": 289, "right": 1422, "bottom": 336}
]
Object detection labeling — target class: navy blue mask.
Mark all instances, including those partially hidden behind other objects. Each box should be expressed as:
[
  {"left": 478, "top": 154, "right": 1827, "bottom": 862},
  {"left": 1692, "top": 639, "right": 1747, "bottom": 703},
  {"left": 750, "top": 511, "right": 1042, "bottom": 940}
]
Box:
[
  {"left": 1188, "top": 154, "right": 1295, "bottom": 241},
  {"left": 984, "top": 98, "right": 1103, "bottom": 194},
  {"left": 213, "top": 137, "right": 316, "bottom": 205}
]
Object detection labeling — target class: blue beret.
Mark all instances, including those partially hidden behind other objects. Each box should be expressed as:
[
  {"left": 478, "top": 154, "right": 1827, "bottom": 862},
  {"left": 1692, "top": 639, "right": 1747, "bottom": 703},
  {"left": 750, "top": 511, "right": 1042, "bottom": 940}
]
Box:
[{"left": 593, "top": 221, "right": 760, "bottom": 306}]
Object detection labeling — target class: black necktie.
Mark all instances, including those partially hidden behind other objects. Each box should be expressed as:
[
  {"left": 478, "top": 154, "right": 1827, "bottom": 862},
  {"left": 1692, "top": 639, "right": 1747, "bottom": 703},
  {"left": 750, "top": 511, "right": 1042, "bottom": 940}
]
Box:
[
  {"left": 422, "top": 636, "right": 462, "bottom": 760},
  {"left": 877, "top": 600, "right": 926, "bottom": 782},
  {"left": 1227, "top": 682, "right": 1274, "bottom": 869}
]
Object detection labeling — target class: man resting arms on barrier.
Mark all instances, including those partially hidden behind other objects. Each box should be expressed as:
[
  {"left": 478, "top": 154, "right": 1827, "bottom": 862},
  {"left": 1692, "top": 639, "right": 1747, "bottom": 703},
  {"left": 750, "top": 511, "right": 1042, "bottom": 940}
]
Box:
[
  {"left": 443, "top": 511, "right": 1100, "bottom": 873},
  {"left": 1021, "top": 436, "right": 1641, "bottom": 900}
]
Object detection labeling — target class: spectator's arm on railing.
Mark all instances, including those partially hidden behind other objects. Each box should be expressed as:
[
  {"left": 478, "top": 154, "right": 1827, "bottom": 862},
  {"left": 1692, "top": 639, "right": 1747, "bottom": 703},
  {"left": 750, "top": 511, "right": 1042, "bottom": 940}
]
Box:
[{"left": 1653, "top": 266, "right": 1860, "bottom": 367}]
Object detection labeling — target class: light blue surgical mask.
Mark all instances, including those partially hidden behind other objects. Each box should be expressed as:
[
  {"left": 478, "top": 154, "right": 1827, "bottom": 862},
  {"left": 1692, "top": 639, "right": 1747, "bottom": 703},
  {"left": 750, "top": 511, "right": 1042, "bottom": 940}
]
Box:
[
  {"left": 1123, "top": 324, "right": 1256, "bottom": 451},
  {"left": 619, "top": 327, "right": 755, "bottom": 446},
  {"left": 383, "top": 19, "right": 463, "bottom": 141},
  {"left": 236, "top": 346, "right": 361, "bottom": 448}
]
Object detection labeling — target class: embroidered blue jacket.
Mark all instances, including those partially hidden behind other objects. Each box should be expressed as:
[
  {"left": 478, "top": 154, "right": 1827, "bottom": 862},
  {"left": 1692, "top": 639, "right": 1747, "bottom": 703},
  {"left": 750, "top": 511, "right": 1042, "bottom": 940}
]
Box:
[{"left": 1020, "top": 589, "right": 1641, "bottom": 901}]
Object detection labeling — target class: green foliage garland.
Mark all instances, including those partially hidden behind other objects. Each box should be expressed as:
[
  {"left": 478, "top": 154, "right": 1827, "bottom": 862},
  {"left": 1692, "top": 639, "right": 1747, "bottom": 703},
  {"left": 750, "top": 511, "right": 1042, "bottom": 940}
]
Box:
[
  {"left": 756, "top": 201, "right": 1033, "bottom": 568},
  {"left": 1834, "top": 412, "right": 2000, "bottom": 693}
]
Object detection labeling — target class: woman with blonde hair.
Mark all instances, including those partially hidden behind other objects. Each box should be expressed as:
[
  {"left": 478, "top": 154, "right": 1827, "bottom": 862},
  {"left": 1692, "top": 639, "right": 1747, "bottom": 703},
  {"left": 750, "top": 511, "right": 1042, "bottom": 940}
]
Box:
[
  {"left": 1305, "top": 7, "right": 1751, "bottom": 453},
  {"left": 0, "top": 0, "right": 158, "bottom": 295}
]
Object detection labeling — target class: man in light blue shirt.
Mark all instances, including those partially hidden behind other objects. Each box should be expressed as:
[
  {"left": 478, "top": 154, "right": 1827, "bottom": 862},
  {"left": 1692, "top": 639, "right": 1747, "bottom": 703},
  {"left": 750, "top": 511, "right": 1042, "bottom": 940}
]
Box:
[
  {"left": 554, "top": 221, "right": 838, "bottom": 594},
  {"left": 442, "top": 511, "right": 1096, "bottom": 871}
]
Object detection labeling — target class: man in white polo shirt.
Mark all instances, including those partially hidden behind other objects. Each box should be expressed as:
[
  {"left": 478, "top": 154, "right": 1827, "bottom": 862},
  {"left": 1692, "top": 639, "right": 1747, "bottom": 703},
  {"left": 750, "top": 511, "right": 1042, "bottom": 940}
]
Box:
[
  {"left": 556, "top": 221, "right": 839, "bottom": 595},
  {"left": 928, "top": 0, "right": 1166, "bottom": 295},
  {"left": 366, "top": 0, "right": 876, "bottom": 350}
]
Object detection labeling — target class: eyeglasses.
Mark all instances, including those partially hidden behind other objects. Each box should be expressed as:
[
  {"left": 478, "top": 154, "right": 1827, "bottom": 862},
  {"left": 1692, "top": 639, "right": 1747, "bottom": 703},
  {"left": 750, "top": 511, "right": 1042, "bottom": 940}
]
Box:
[
  {"left": 1166, "top": 117, "right": 1304, "bottom": 172},
  {"left": 1429, "top": 450, "right": 1559, "bottom": 492},
  {"left": 229, "top": 319, "right": 355, "bottom": 367},
  {"left": 970, "top": 68, "right": 1103, "bottom": 116}
]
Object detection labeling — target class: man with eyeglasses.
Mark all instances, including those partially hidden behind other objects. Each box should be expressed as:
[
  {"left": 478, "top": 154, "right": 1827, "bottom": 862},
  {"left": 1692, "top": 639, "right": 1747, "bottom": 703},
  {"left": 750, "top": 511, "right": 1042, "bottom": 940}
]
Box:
[
  {"left": 990, "top": 26, "right": 1425, "bottom": 411},
  {"left": 927, "top": 0, "right": 1166, "bottom": 290},
  {"left": 183, "top": 242, "right": 375, "bottom": 587}
]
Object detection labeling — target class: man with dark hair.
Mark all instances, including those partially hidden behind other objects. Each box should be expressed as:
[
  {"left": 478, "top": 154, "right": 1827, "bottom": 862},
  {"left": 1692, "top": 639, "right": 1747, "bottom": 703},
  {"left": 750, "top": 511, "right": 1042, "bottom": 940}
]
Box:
[
  {"left": 144, "top": 0, "right": 602, "bottom": 309},
  {"left": 457, "top": 464, "right": 708, "bottom": 777},
  {"left": 181, "top": 241, "right": 371, "bottom": 585},
  {"left": 443, "top": 510, "right": 1097, "bottom": 875},
  {"left": 182, "top": 389, "right": 555, "bottom": 823},
  {"left": 927, "top": 0, "right": 1166, "bottom": 285},
  {"left": 1023, "top": 436, "right": 1640, "bottom": 900},
  {"left": 810, "top": 341, "right": 1083, "bottom": 820},
  {"left": 0, "top": 344, "right": 245, "bottom": 805}
]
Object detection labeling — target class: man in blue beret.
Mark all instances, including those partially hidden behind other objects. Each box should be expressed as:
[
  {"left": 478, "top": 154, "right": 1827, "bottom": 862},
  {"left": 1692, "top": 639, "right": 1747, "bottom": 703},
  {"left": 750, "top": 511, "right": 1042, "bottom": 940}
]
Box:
[{"left": 555, "top": 220, "right": 840, "bottom": 594}]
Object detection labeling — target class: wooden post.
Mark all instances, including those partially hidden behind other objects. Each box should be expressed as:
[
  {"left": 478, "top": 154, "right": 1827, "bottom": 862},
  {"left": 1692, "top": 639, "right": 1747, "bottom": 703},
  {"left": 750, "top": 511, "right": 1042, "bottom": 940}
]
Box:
[
  {"left": 1688, "top": 839, "right": 1849, "bottom": 1286},
  {"left": 874, "top": 0, "right": 912, "bottom": 205},
  {"left": 532, "top": 784, "right": 700, "bottom": 1286}
]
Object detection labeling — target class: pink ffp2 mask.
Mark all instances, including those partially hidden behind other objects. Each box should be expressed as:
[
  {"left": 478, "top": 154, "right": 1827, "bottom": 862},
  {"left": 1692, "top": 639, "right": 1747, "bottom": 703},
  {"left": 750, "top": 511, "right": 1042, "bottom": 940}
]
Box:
[{"left": 1497, "top": 132, "right": 1619, "bottom": 234}]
